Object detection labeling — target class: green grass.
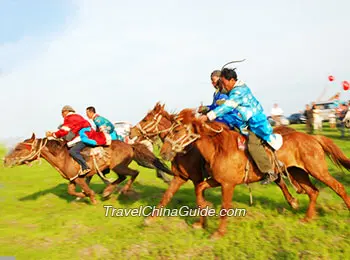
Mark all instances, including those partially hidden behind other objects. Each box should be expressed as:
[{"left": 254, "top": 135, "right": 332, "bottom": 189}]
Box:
[{"left": 0, "top": 124, "right": 349, "bottom": 259}]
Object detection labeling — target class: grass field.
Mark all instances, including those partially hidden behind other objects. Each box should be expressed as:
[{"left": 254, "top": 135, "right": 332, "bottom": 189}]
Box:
[{"left": 0, "top": 124, "right": 349, "bottom": 259}]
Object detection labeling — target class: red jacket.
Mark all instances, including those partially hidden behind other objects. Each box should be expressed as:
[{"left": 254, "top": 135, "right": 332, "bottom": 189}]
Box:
[{"left": 53, "top": 113, "right": 91, "bottom": 139}]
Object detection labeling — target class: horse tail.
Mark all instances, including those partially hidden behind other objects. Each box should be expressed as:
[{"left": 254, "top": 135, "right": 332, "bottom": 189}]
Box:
[
  {"left": 130, "top": 143, "right": 174, "bottom": 176},
  {"left": 313, "top": 135, "right": 350, "bottom": 171}
]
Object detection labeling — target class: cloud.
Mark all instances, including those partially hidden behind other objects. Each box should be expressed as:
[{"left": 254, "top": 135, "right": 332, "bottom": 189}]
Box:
[{"left": 1, "top": 0, "right": 350, "bottom": 139}]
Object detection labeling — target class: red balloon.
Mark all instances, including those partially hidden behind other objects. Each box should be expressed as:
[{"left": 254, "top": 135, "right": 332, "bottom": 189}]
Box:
[
  {"left": 328, "top": 75, "right": 335, "bottom": 81},
  {"left": 343, "top": 81, "right": 349, "bottom": 91}
]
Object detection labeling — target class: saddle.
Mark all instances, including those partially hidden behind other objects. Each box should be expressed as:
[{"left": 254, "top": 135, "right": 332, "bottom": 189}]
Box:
[{"left": 81, "top": 146, "right": 109, "bottom": 159}]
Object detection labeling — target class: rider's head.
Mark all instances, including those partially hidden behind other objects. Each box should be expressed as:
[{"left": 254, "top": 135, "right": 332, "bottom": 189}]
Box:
[
  {"left": 86, "top": 106, "right": 96, "bottom": 119},
  {"left": 220, "top": 68, "right": 238, "bottom": 93},
  {"left": 210, "top": 70, "right": 221, "bottom": 89},
  {"left": 61, "top": 105, "right": 75, "bottom": 118}
]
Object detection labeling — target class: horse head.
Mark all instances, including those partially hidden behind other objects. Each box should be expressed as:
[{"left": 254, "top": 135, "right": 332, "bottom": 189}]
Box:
[
  {"left": 160, "top": 109, "right": 200, "bottom": 161},
  {"left": 160, "top": 109, "right": 229, "bottom": 161},
  {"left": 3, "top": 133, "right": 48, "bottom": 168},
  {"left": 129, "top": 102, "right": 174, "bottom": 141}
]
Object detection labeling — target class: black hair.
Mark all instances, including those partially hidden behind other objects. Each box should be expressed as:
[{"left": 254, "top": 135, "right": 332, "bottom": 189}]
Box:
[
  {"left": 221, "top": 68, "right": 238, "bottom": 81},
  {"left": 86, "top": 106, "right": 96, "bottom": 113}
]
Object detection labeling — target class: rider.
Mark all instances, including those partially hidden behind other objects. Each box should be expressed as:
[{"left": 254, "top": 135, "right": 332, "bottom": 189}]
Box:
[
  {"left": 46, "top": 105, "right": 92, "bottom": 176},
  {"left": 86, "top": 106, "right": 123, "bottom": 141},
  {"left": 198, "top": 70, "right": 228, "bottom": 115},
  {"left": 199, "top": 68, "right": 281, "bottom": 185}
]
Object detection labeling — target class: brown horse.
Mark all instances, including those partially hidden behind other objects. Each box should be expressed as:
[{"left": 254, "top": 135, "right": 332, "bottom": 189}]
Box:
[
  {"left": 129, "top": 103, "right": 299, "bottom": 226},
  {"left": 160, "top": 109, "right": 350, "bottom": 238},
  {"left": 3, "top": 133, "right": 173, "bottom": 204}
]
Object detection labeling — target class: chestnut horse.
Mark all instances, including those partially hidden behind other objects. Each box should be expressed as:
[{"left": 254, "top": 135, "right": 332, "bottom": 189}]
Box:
[
  {"left": 3, "top": 133, "right": 173, "bottom": 204},
  {"left": 160, "top": 109, "right": 350, "bottom": 238},
  {"left": 129, "top": 103, "right": 299, "bottom": 226}
]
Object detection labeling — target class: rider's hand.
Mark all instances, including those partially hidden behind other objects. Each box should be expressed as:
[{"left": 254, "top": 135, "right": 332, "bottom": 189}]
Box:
[
  {"left": 216, "top": 99, "right": 226, "bottom": 106},
  {"left": 46, "top": 131, "right": 53, "bottom": 137},
  {"left": 198, "top": 106, "right": 209, "bottom": 114}
]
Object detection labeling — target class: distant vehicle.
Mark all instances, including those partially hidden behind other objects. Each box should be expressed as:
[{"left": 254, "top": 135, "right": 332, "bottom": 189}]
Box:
[
  {"left": 313, "top": 101, "right": 338, "bottom": 122},
  {"left": 288, "top": 113, "right": 306, "bottom": 124},
  {"left": 114, "top": 121, "right": 133, "bottom": 142},
  {"left": 267, "top": 116, "right": 290, "bottom": 126},
  {"left": 113, "top": 121, "right": 154, "bottom": 151}
]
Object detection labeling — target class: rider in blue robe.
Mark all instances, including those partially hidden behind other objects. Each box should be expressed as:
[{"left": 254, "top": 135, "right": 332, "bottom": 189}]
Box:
[{"left": 202, "top": 68, "right": 281, "bottom": 184}]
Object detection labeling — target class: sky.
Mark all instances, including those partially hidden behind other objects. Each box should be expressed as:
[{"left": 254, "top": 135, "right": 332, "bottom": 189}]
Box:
[{"left": 1, "top": 0, "right": 350, "bottom": 140}]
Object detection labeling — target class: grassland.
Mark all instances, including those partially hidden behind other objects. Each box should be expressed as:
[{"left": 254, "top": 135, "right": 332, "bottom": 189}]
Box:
[{"left": 0, "top": 124, "right": 349, "bottom": 259}]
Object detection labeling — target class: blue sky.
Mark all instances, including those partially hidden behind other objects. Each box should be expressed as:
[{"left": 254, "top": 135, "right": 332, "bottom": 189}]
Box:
[
  {"left": 0, "top": 1, "right": 72, "bottom": 43},
  {"left": 1, "top": 0, "right": 350, "bottom": 139}
]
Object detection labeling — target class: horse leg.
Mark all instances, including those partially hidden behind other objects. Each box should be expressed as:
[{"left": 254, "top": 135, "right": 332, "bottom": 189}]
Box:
[
  {"left": 274, "top": 175, "right": 299, "bottom": 210},
  {"left": 192, "top": 178, "right": 220, "bottom": 230},
  {"left": 144, "top": 175, "right": 187, "bottom": 225},
  {"left": 212, "top": 183, "right": 235, "bottom": 239},
  {"left": 67, "top": 181, "right": 86, "bottom": 199},
  {"left": 102, "top": 174, "right": 126, "bottom": 198},
  {"left": 75, "top": 177, "right": 97, "bottom": 205},
  {"left": 285, "top": 170, "right": 306, "bottom": 194},
  {"left": 116, "top": 167, "right": 139, "bottom": 195},
  {"left": 308, "top": 169, "right": 350, "bottom": 210},
  {"left": 85, "top": 176, "right": 92, "bottom": 186},
  {"left": 289, "top": 167, "right": 319, "bottom": 221}
]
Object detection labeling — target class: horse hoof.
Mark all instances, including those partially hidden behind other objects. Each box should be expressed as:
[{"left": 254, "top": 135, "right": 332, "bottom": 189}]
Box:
[
  {"left": 290, "top": 199, "right": 299, "bottom": 210},
  {"left": 200, "top": 201, "right": 213, "bottom": 209},
  {"left": 299, "top": 217, "right": 311, "bottom": 223},
  {"left": 192, "top": 222, "right": 205, "bottom": 229},
  {"left": 90, "top": 198, "right": 98, "bottom": 205},
  {"left": 210, "top": 231, "right": 225, "bottom": 240}
]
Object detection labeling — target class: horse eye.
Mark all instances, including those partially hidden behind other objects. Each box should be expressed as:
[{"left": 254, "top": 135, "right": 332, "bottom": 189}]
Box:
[{"left": 142, "top": 119, "right": 147, "bottom": 122}]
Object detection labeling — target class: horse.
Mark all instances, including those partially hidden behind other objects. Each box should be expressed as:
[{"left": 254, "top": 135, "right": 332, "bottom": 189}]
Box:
[
  {"left": 3, "top": 133, "right": 174, "bottom": 204},
  {"left": 129, "top": 103, "right": 300, "bottom": 226},
  {"left": 160, "top": 109, "right": 350, "bottom": 238}
]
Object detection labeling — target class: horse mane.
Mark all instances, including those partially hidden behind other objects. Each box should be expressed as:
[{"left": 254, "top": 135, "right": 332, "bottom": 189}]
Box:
[{"left": 273, "top": 126, "right": 297, "bottom": 136}]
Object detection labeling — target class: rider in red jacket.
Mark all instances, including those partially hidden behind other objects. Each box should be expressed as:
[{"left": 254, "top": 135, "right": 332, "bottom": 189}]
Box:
[{"left": 46, "top": 105, "right": 92, "bottom": 176}]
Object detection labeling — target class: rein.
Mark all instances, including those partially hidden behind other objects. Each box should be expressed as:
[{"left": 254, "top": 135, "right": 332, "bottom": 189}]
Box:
[
  {"left": 136, "top": 111, "right": 176, "bottom": 140},
  {"left": 165, "top": 124, "right": 201, "bottom": 153}
]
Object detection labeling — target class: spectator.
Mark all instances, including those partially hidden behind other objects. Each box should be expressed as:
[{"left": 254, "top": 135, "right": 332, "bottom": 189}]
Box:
[
  {"left": 271, "top": 103, "right": 283, "bottom": 126},
  {"left": 313, "top": 105, "right": 322, "bottom": 132},
  {"left": 304, "top": 104, "right": 313, "bottom": 134},
  {"left": 336, "top": 102, "right": 348, "bottom": 138},
  {"left": 329, "top": 110, "right": 336, "bottom": 129}
]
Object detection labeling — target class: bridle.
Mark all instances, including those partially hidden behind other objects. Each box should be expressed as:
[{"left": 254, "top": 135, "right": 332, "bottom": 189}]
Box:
[
  {"left": 136, "top": 111, "right": 176, "bottom": 139},
  {"left": 164, "top": 124, "right": 201, "bottom": 153},
  {"left": 12, "top": 138, "right": 48, "bottom": 165}
]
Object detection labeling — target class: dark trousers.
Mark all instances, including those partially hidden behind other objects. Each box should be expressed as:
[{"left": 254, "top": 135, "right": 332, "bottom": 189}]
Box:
[
  {"left": 69, "top": 142, "right": 89, "bottom": 170},
  {"left": 306, "top": 119, "right": 313, "bottom": 134},
  {"left": 247, "top": 131, "right": 274, "bottom": 173}
]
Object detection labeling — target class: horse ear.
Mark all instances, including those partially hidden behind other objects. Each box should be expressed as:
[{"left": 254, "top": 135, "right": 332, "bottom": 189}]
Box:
[
  {"left": 30, "top": 133, "right": 36, "bottom": 141},
  {"left": 161, "top": 104, "right": 165, "bottom": 110}
]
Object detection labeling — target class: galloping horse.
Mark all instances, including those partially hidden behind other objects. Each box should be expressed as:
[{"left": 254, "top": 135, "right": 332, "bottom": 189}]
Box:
[
  {"left": 129, "top": 103, "right": 300, "bottom": 226},
  {"left": 3, "top": 133, "right": 173, "bottom": 204},
  {"left": 160, "top": 109, "right": 350, "bottom": 238}
]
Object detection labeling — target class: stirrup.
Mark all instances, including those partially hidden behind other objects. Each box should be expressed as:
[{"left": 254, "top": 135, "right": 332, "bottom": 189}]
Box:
[
  {"left": 260, "top": 172, "right": 278, "bottom": 185},
  {"left": 79, "top": 168, "right": 91, "bottom": 176}
]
